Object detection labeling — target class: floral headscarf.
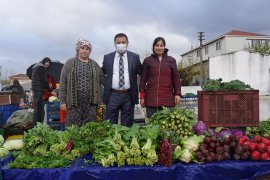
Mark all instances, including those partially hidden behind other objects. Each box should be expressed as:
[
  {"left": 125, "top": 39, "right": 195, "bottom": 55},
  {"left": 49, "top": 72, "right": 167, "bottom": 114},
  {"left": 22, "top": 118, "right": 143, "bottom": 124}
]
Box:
[{"left": 75, "top": 38, "right": 92, "bottom": 53}]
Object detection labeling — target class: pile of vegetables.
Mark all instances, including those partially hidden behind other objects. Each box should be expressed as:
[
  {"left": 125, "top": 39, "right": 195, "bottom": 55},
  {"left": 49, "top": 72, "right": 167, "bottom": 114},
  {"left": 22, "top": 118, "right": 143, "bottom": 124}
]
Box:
[
  {"left": 192, "top": 121, "right": 208, "bottom": 135},
  {"left": 238, "top": 135, "right": 270, "bottom": 161},
  {"left": 93, "top": 124, "right": 161, "bottom": 167},
  {"left": 202, "top": 78, "right": 252, "bottom": 91},
  {"left": 158, "top": 139, "right": 172, "bottom": 166},
  {"left": 0, "top": 135, "right": 9, "bottom": 158},
  {"left": 5, "top": 107, "right": 270, "bottom": 168},
  {"left": 9, "top": 121, "right": 111, "bottom": 168},
  {"left": 146, "top": 107, "right": 195, "bottom": 144},
  {"left": 0, "top": 135, "right": 23, "bottom": 158},
  {"left": 48, "top": 96, "right": 58, "bottom": 102},
  {"left": 246, "top": 118, "right": 270, "bottom": 137},
  {"left": 195, "top": 135, "right": 239, "bottom": 162},
  {"left": 173, "top": 135, "right": 204, "bottom": 163},
  {"left": 194, "top": 133, "right": 270, "bottom": 162}
]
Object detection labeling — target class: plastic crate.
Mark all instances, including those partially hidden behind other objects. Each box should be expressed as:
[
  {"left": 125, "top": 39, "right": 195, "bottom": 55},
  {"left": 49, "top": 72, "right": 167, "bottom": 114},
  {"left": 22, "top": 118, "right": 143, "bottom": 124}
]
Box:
[
  {"left": 47, "top": 111, "right": 60, "bottom": 120},
  {"left": 48, "top": 121, "right": 65, "bottom": 131},
  {"left": 0, "top": 104, "right": 20, "bottom": 111},
  {"left": 0, "top": 112, "right": 2, "bottom": 126},
  {"left": 46, "top": 102, "right": 60, "bottom": 121},
  {"left": 46, "top": 101, "right": 60, "bottom": 111},
  {"left": 0, "top": 104, "right": 20, "bottom": 126},
  {"left": 198, "top": 90, "right": 259, "bottom": 127}
]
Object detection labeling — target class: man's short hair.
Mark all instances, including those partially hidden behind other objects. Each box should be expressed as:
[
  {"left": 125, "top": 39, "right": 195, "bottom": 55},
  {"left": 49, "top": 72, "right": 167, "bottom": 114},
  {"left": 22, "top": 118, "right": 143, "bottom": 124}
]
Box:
[{"left": 114, "top": 33, "right": 128, "bottom": 42}]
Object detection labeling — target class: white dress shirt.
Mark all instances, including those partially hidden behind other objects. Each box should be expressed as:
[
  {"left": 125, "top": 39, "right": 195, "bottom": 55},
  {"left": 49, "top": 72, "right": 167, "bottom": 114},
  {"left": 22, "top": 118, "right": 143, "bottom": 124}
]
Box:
[{"left": 112, "top": 51, "right": 130, "bottom": 90}]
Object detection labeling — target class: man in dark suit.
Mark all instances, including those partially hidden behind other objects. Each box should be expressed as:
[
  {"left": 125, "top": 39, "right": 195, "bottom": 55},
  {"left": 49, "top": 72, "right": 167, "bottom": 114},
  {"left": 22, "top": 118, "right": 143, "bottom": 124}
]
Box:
[{"left": 102, "top": 33, "right": 141, "bottom": 127}]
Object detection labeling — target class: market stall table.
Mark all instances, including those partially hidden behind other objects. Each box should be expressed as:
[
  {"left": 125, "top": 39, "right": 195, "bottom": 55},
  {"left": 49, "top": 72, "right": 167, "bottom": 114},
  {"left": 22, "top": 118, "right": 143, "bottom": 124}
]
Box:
[{"left": 1, "top": 154, "right": 270, "bottom": 180}]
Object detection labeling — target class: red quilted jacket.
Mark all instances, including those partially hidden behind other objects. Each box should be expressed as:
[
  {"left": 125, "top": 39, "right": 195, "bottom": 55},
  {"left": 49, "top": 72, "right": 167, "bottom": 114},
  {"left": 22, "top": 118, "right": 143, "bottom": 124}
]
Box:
[{"left": 140, "top": 53, "right": 181, "bottom": 107}]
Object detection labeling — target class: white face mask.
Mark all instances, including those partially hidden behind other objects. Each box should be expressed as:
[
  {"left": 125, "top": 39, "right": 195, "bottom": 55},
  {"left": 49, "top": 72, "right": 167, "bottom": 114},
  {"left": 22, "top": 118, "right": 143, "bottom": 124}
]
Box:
[{"left": 116, "top": 44, "right": 127, "bottom": 54}]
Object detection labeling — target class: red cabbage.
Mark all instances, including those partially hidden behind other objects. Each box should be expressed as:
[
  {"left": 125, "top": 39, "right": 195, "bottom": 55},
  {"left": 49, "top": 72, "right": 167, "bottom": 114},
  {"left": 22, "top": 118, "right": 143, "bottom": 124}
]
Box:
[
  {"left": 231, "top": 129, "right": 245, "bottom": 136},
  {"left": 192, "top": 121, "right": 207, "bottom": 135},
  {"left": 215, "top": 129, "right": 232, "bottom": 138}
]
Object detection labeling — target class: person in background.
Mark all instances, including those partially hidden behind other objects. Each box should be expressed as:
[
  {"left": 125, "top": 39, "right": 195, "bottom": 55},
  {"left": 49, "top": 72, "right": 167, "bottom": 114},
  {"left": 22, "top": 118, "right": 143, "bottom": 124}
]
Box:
[
  {"left": 59, "top": 39, "right": 104, "bottom": 127},
  {"left": 140, "top": 37, "right": 181, "bottom": 118},
  {"left": 31, "top": 57, "right": 52, "bottom": 125},
  {"left": 10, "top": 79, "right": 25, "bottom": 102},
  {"left": 102, "top": 33, "right": 141, "bottom": 127}
]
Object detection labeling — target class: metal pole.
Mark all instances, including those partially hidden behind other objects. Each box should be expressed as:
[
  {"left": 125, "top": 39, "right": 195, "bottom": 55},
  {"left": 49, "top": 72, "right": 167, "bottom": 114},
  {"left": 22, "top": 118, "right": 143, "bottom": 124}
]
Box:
[{"left": 198, "top": 32, "right": 205, "bottom": 84}]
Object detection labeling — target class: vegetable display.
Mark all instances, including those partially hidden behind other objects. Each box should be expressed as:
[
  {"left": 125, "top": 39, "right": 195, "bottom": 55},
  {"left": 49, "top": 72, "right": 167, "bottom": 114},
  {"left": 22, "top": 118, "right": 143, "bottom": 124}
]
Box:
[
  {"left": 202, "top": 78, "right": 252, "bottom": 91},
  {"left": 3, "top": 107, "right": 270, "bottom": 169},
  {"left": 0, "top": 135, "right": 4, "bottom": 146},
  {"left": 158, "top": 139, "right": 172, "bottom": 166},
  {"left": 8, "top": 121, "right": 111, "bottom": 168},
  {"left": 3, "top": 140, "right": 23, "bottom": 151},
  {"left": 193, "top": 121, "right": 208, "bottom": 135},
  {"left": 146, "top": 107, "right": 195, "bottom": 141},
  {"left": 246, "top": 118, "right": 270, "bottom": 137},
  {"left": 93, "top": 124, "right": 161, "bottom": 167}
]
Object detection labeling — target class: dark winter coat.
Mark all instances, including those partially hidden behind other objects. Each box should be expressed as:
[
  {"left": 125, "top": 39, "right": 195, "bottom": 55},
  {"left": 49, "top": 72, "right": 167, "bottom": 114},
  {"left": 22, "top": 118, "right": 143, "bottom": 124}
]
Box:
[
  {"left": 140, "top": 53, "right": 181, "bottom": 107},
  {"left": 31, "top": 63, "right": 51, "bottom": 92}
]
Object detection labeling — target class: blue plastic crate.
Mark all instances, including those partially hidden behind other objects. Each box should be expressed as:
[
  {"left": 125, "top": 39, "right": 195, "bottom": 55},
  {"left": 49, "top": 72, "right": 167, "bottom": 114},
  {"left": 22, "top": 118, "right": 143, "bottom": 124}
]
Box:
[
  {"left": 0, "top": 104, "right": 20, "bottom": 126},
  {"left": 48, "top": 121, "right": 65, "bottom": 131},
  {"left": 0, "top": 104, "right": 19, "bottom": 111},
  {"left": 46, "top": 102, "right": 60, "bottom": 112},
  {"left": 47, "top": 114, "right": 60, "bottom": 120}
]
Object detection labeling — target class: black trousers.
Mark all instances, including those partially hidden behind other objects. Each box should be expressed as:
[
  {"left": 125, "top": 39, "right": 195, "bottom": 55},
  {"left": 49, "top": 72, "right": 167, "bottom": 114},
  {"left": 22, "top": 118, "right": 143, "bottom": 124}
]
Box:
[
  {"left": 33, "top": 91, "right": 45, "bottom": 125},
  {"left": 105, "top": 91, "right": 134, "bottom": 127}
]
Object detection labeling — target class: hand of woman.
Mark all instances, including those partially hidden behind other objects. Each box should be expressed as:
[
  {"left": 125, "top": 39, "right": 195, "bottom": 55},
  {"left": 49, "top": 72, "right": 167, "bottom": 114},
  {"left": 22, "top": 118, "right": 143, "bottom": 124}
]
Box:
[
  {"left": 60, "top": 103, "right": 67, "bottom": 111},
  {"left": 140, "top": 99, "right": 145, "bottom": 108},
  {"left": 175, "top": 95, "right": 181, "bottom": 106}
]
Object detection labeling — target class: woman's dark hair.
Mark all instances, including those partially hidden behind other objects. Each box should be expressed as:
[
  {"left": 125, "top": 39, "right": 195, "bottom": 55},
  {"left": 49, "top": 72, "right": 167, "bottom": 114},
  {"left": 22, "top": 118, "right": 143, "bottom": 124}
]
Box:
[
  {"left": 114, "top": 33, "right": 128, "bottom": 42},
  {"left": 152, "top": 37, "right": 166, "bottom": 53},
  {"left": 41, "top": 57, "right": 52, "bottom": 65}
]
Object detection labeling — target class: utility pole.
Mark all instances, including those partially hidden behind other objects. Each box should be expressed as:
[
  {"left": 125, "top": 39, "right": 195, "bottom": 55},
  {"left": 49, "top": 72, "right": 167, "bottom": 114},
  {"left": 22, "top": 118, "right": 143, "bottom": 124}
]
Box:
[{"left": 198, "top": 32, "right": 205, "bottom": 84}]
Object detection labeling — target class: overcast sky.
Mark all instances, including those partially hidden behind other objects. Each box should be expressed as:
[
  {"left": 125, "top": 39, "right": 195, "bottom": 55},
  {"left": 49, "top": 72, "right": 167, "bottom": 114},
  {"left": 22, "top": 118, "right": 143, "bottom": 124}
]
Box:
[{"left": 0, "top": 0, "right": 269, "bottom": 78}]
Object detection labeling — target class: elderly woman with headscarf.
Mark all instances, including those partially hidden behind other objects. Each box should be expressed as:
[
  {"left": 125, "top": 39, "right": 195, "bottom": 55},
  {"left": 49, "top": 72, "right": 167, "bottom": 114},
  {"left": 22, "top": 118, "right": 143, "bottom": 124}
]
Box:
[
  {"left": 11, "top": 79, "right": 25, "bottom": 101},
  {"left": 59, "top": 39, "right": 104, "bottom": 127}
]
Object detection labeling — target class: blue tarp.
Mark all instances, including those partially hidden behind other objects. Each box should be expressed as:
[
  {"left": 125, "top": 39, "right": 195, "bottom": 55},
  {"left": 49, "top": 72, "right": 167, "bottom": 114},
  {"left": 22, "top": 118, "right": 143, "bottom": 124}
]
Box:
[{"left": 1, "top": 154, "right": 270, "bottom": 180}]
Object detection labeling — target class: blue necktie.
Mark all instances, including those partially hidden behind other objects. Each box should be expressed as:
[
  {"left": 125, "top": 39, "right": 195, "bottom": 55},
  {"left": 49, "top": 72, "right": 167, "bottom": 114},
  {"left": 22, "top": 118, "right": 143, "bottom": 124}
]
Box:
[{"left": 119, "top": 55, "right": 125, "bottom": 89}]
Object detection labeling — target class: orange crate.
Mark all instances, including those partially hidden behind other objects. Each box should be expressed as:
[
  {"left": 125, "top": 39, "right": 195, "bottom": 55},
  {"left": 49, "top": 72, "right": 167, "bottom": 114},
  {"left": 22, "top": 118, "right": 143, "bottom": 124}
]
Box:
[{"left": 198, "top": 90, "right": 259, "bottom": 127}]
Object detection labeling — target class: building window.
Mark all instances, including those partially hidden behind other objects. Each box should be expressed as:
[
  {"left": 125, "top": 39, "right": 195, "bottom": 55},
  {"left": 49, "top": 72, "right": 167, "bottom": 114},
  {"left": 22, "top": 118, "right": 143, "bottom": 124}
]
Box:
[
  {"left": 205, "top": 46, "right": 209, "bottom": 54},
  {"left": 196, "top": 50, "right": 200, "bottom": 57},
  {"left": 216, "top": 41, "right": 221, "bottom": 50},
  {"left": 246, "top": 39, "right": 270, "bottom": 48}
]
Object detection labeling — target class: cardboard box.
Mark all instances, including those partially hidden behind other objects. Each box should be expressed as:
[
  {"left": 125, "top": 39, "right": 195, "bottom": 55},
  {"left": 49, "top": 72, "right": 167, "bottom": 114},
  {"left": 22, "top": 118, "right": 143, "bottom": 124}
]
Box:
[{"left": 0, "top": 94, "right": 20, "bottom": 105}]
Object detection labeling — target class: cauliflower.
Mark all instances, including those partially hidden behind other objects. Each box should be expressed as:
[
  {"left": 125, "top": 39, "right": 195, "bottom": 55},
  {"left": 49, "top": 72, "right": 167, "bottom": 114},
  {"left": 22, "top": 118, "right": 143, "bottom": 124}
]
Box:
[
  {"left": 0, "top": 147, "right": 9, "bottom": 158},
  {"left": 3, "top": 139, "right": 23, "bottom": 151},
  {"left": 0, "top": 135, "right": 4, "bottom": 146},
  {"left": 48, "top": 96, "right": 58, "bottom": 102}
]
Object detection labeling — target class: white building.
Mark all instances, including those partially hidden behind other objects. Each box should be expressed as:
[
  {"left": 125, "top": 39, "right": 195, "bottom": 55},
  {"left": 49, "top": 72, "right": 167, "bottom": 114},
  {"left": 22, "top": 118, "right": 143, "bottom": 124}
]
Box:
[{"left": 181, "top": 30, "right": 270, "bottom": 84}]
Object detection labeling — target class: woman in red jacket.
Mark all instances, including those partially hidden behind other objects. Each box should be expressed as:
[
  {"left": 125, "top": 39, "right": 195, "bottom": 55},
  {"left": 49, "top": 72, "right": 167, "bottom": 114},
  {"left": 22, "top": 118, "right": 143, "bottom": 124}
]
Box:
[{"left": 140, "top": 37, "right": 181, "bottom": 118}]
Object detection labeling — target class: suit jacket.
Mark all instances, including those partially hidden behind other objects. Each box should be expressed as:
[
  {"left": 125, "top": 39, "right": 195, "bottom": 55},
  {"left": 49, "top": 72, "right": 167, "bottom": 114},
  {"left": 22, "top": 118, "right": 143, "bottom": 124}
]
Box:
[{"left": 102, "top": 51, "right": 141, "bottom": 104}]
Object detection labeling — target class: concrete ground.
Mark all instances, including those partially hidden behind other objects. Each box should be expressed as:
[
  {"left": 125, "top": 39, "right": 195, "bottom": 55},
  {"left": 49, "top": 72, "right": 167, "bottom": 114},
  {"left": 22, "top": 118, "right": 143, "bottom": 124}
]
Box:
[{"left": 134, "top": 96, "right": 270, "bottom": 122}]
